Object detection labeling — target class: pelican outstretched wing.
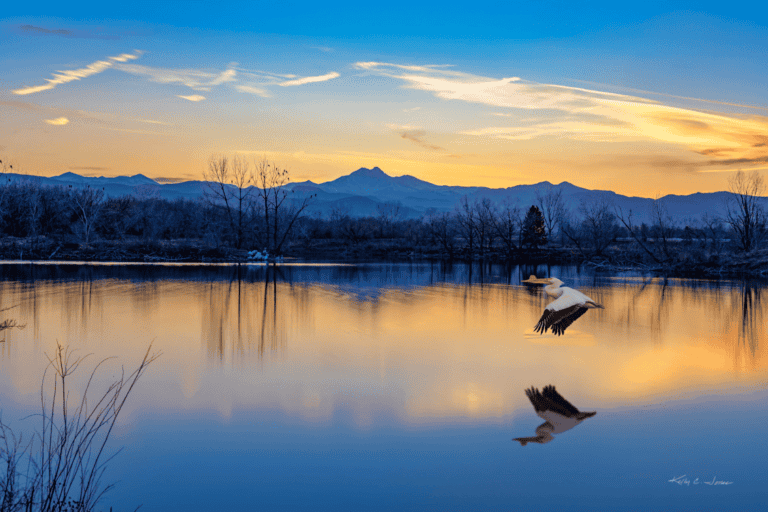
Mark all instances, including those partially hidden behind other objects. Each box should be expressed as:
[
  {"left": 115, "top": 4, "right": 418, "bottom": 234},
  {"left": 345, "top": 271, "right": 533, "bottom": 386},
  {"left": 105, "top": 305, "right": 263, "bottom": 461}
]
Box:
[
  {"left": 541, "top": 385, "right": 580, "bottom": 415},
  {"left": 524, "top": 386, "right": 575, "bottom": 417},
  {"left": 516, "top": 386, "right": 596, "bottom": 444},
  {"left": 533, "top": 300, "right": 588, "bottom": 336}
]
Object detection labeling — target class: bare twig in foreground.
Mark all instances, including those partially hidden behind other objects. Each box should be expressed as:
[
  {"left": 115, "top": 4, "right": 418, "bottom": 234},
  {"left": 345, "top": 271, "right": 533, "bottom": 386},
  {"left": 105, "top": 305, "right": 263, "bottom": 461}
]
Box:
[{"left": 1, "top": 343, "right": 160, "bottom": 512}]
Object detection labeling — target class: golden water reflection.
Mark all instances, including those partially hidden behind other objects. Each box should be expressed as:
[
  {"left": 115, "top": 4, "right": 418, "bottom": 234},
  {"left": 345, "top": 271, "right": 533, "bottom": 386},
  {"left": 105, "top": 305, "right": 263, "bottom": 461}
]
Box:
[{"left": 0, "top": 266, "right": 765, "bottom": 427}]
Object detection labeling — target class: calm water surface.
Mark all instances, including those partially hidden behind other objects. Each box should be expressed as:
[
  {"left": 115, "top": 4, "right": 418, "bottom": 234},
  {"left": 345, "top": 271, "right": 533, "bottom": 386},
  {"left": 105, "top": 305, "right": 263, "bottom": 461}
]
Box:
[{"left": 1, "top": 262, "right": 766, "bottom": 511}]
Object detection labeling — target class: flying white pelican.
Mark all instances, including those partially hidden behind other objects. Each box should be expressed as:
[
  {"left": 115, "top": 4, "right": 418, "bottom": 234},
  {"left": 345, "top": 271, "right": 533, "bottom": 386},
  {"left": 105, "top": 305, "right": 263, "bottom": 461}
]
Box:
[
  {"left": 522, "top": 275, "right": 604, "bottom": 335},
  {"left": 513, "top": 385, "right": 596, "bottom": 446}
]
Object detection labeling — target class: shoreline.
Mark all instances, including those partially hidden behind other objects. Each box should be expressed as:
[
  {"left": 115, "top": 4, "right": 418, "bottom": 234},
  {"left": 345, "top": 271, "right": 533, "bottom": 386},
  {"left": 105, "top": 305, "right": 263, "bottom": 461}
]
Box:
[{"left": 1, "top": 236, "right": 767, "bottom": 280}]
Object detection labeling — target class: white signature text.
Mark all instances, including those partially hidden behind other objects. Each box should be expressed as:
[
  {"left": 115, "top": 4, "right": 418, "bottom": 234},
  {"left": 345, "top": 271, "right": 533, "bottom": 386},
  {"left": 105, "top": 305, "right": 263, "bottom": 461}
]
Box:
[{"left": 668, "top": 475, "right": 734, "bottom": 486}]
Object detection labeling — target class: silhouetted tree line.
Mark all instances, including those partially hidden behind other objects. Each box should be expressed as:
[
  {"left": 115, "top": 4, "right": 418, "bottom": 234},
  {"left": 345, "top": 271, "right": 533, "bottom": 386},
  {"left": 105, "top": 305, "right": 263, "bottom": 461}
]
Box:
[
  {"left": 0, "top": 179, "right": 204, "bottom": 241},
  {"left": 0, "top": 156, "right": 765, "bottom": 271},
  {"left": 0, "top": 156, "right": 315, "bottom": 257}
]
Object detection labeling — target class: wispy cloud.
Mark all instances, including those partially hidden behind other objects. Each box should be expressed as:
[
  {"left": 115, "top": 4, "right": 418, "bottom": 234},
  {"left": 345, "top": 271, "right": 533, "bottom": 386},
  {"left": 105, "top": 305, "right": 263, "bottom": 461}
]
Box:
[
  {"left": 311, "top": 46, "right": 333, "bottom": 53},
  {"left": 177, "top": 94, "right": 206, "bottom": 102},
  {"left": 569, "top": 78, "right": 768, "bottom": 113},
  {"left": 236, "top": 68, "right": 297, "bottom": 79},
  {"left": 117, "top": 64, "right": 236, "bottom": 91},
  {"left": 69, "top": 166, "right": 109, "bottom": 171},
  {"left": 399, "top": 129, "right": 444, "bottom": 151},
  {"left": 235, "top": 85, "right": 271, "bottom": 97},
  {"left": 0, "top": 99, "right": 46, "bottom": 112},
  {"left": 135, "top": 118, "right": 174, "bottom": 126},
  {"left": 20, "top": 25, "right": 72, "bottom": 36},
  {"left": 385, "top": 123, "right": 444, "bottom": 151},
  {"left": 2, "top": 99, "right": 177, "bottom": 135},
  {"left": 278, "top": 72, "right": 340, "bottom": 86},
  {"left": 697, "top": 167, "right": 768, "bottom": 173},
  {"left": 359, "top": 61, "right": 768, "bottom": 173},
  {"left": 109, "top": 53, "right": 141, "bottom": 63},
  {"left": 354, "top": 61, "right": 655, "bottom": 110},
  {"left": 232, "top": 69, "right": 339, "bottom": 95},
  {"left": 45, "top": 117, "right": 69, "bottom": 125},
  {"left": 386, "top": 123, "right": 422, "bottom": 131},
  {"left": 13, "top": 51, "right": 143, "bottom": 95},
  {"left": 208, "top": 69, "right": 237, "bottom": 86},
  {"left": 100, "top": 127, "right": 172, "bottom": 136},
  {"left": 18, "top": 24, "right": 122, "bottom": 40},
  {"left": 354, "top": 62, "right": 458, "bottom": 74}
]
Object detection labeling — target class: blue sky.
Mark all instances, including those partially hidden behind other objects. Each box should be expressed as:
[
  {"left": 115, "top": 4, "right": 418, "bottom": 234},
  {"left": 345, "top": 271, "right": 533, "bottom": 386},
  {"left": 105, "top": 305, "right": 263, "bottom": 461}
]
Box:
[{"left": 2, "top": 1, "right": 767, "bottom": 195}]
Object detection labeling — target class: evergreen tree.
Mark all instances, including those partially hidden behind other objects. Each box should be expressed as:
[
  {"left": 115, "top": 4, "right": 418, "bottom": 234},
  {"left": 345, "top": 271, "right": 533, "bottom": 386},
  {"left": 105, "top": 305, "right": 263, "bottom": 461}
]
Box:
[{"left": 521, "top": 205, "right": 547, "bottom": 249}]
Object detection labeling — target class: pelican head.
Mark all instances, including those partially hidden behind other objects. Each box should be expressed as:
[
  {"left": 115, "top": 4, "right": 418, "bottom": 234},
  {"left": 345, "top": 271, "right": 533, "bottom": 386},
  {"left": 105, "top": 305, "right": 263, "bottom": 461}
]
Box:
[{"left": 522, "top": 275, "right": 562, "bottom": 287}]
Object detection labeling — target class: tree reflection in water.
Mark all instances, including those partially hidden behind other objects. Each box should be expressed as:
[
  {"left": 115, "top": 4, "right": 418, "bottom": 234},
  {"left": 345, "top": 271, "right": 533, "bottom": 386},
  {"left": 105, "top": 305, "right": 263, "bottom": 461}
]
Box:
[
  {"left": 738, "top": 282, "right": 762, "bottom": 356},
  {"left": 0, "top": 306, "right": 23, "bottom": 343},
  {"left": 201, "top": 265, "right": 290, "bottom": 361},
  {"left": 0, "top": 262, "right": 765, "bottom": 371}
]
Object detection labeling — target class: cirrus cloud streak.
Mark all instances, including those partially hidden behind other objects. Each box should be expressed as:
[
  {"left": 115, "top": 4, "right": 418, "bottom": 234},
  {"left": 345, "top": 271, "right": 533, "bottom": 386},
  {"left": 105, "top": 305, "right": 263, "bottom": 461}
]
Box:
[
  {"left": 44, "top": 117, "right": 69, "bottom": 125},
  {"left": 357, "top": 61, "right": 768, "bottom": 173},
  {"left": 278, "top": 72, "right": 340, "bottom": 86},
  {"left": 116, "top": 64, "right": 237, "bottom": 91},
  {"left": 13, "top": 52, "right": 143, "bottom": 95}
]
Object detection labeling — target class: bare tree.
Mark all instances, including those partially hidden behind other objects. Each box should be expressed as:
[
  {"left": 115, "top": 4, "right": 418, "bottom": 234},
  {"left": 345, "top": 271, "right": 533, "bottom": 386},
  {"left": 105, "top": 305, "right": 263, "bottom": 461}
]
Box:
[
  {"left": 650, "top": 197, "right": 676, "bottom": 261},
  {"left": 473, "top": 198, "right": 497, "bottom": 259},
  {"left": 69, "top": 185, "right": 105, "bottom": 246},
  {"left": 0, "top": 159, "right": 15, "bottom": 234},
  {"left": 560, "top": 208, "right": 588, "bottom": 259},
  {"left": 725, "top": 170, "right": 767, "bottom": 252},
  {"left": 701, "top": 212, "right": 726, "bottom": 255},
  {"left": 203, "top": 155, "right": 253, "bottom": 248},
  {"left": 100, "top": 196, "right": 135, "bottom": 240},
  {"left": 132, "top": 183, "right": 160, "bottom": 201},
  {"left": 614, "top": 206, "right": 664, "bottom": 264},
  {"left": 329, "top": 205, "right": 351, "bottom": 239},
  {"left": 26, "top": 180, "right": 43, "bottom": 238},
  {"left": 425, "top": 210, "right": 456, "bottom": 258},
  {"left": 340, "top": 217, "right": 375, "bottom": 243},
  {"left": 376, "top": 201, "right": 403, "bottom": 238},
  {"left": 563, "top": 200, "right": 619, "bottom": 258},
  {"left": 493, "top": 200, "right": 520, "bottom": 259},
  {"left": 535, "top": 186, "right": 566, "bottom": 245},
  {"left": 254, "top": 158, "right": 314, "bottom": 255},
  {"left": 454, "top": 196, "right": 477, "bottom": 259}
]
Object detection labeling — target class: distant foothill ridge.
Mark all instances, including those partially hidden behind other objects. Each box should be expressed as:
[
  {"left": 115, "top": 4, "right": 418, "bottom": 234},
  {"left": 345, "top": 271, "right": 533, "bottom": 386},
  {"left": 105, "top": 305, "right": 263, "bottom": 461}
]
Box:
[{"left": 2, "top": 166, "right": 760, "bottom": 224}]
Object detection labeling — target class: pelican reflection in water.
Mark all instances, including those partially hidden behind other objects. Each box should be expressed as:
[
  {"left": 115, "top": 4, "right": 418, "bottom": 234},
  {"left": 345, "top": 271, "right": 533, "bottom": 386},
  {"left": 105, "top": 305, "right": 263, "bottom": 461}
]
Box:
[
  {"left": 513, "top": 386, "right": 596, "bottom": 446},
  {"left": 523, "top": 275, "right": 604, "bottom": 335}
]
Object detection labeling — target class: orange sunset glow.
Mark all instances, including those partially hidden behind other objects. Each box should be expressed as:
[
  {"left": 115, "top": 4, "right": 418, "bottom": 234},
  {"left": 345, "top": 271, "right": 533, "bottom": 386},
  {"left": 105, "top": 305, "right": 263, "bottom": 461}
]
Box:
[
  {"left": 2, "top": 5, "right": 767, "bottom": 511},
  {"left": 3, "top": 9, "right": 768, "bottom": 196},
  {"left": 2, "top": 270, "right": 763, "bottom": 425}
]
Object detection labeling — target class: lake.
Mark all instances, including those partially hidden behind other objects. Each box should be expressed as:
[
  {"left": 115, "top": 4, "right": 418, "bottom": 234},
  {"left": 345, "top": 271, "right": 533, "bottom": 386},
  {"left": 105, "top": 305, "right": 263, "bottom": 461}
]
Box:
[{"left": 1, "top": 262, "right": 766, "bottom": 511}]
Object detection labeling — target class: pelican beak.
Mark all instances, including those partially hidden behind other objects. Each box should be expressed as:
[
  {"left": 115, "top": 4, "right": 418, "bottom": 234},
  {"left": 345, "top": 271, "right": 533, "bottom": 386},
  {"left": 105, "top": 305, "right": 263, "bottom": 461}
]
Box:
[{"left": 522, "top": 275, "right": 548, "bottom": 284}]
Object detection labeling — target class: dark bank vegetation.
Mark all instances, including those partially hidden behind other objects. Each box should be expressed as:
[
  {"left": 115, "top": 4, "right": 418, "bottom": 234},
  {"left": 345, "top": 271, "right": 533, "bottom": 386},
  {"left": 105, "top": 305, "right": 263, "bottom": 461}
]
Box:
[
  {"left": 1, "top": 155, "right": 766, "bottom": 276},
  {"left": 0, "top": 343, "right": 158, "bottom": 512}
]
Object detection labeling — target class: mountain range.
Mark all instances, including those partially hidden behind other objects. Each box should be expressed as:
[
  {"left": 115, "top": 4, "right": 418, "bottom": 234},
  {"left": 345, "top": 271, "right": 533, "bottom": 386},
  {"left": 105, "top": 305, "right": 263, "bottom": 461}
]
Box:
[{"left": 4, "top": 167, "right": 763, "bottom": 225}]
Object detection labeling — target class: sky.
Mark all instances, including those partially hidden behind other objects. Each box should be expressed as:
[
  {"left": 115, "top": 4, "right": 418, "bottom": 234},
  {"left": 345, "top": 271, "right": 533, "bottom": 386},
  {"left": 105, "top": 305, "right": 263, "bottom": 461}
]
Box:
[{"left": 1, "top": 1, "right": 767, "bottom": 197}]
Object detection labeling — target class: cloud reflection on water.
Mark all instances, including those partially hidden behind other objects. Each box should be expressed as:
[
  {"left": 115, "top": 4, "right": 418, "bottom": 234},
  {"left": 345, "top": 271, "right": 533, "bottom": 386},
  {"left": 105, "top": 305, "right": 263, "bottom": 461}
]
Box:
[{"left": 0, "top": 263, "right": 765, "bottom": 426}]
